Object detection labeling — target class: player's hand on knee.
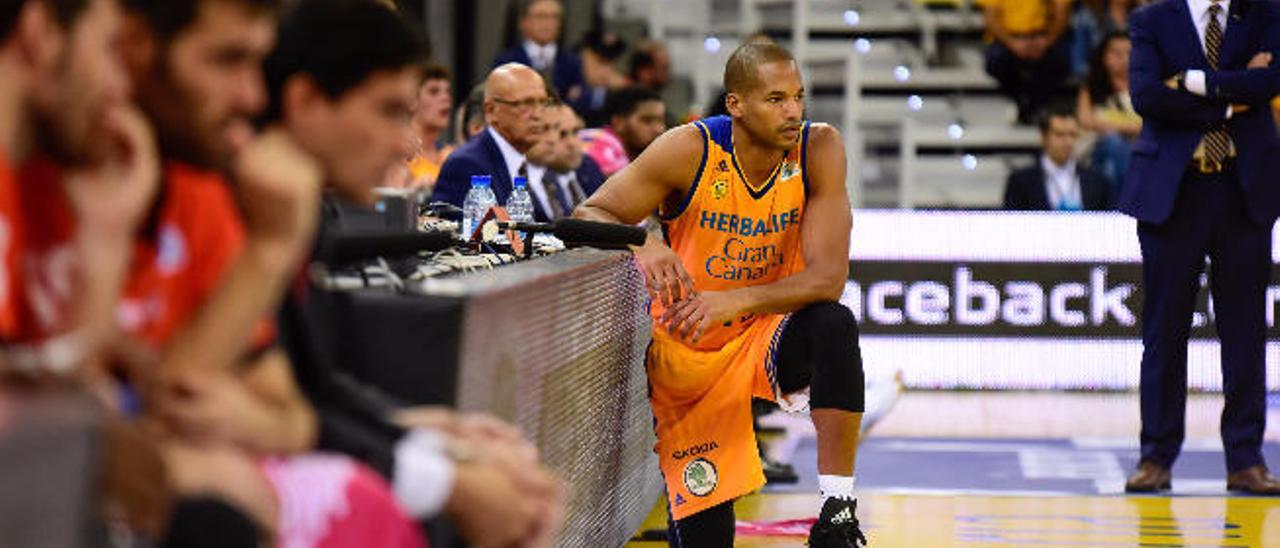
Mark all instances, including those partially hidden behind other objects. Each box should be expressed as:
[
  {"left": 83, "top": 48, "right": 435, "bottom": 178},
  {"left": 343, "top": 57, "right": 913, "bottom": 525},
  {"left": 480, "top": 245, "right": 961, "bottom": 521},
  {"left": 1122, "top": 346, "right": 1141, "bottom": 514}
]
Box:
[
  {"left": 662, "top": 296, "right": 709, "bottom": 341},
  {"left": 663, "top": 290, "right": 738, "bottom": 343},
  {"left": 633, "top": 236, "right": 694, "bottom": 306}
]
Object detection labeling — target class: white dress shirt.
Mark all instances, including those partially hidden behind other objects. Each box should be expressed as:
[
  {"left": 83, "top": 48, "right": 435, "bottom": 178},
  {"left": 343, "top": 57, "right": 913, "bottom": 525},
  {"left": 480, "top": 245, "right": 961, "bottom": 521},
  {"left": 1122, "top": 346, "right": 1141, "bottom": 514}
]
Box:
[
  {"left": 1041, "top": 155, "right": 1082, "bottom": 211},
  {"left": 487, "top": 126, "right": 528, "bottom": 184},
  {"left": 523, "top": 40, "right": 557, "bottom": 71},
  {"left": 1184, "top": 0, "right": 1232, "bottom": 97}
]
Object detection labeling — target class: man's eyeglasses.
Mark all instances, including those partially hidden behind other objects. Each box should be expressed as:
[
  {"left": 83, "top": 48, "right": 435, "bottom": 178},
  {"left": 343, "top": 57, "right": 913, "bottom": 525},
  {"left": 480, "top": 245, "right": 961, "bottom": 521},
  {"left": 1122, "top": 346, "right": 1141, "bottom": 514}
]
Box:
[{"left": 492, "top": 97, "right": 556, "bottom": 110}]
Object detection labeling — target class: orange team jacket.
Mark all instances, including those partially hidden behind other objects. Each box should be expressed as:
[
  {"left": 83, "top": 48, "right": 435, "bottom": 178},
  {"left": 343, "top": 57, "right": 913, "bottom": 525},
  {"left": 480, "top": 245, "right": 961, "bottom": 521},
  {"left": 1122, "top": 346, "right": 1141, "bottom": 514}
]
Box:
[{"left": 648, "top": 115, "right": 812, "bottom": 520}]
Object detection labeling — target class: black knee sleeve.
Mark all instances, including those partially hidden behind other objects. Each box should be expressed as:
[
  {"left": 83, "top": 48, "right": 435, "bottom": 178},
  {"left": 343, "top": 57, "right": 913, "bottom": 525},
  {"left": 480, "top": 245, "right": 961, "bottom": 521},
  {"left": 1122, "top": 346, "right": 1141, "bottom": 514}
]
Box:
[{"left": 775, "top": 301, "right": 865, "bottom": 413}]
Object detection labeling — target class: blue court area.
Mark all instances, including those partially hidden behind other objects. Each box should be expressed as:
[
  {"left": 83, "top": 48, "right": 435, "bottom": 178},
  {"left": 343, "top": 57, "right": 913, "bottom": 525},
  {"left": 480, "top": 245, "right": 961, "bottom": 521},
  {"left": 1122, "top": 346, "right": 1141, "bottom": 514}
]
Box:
[{"left": 771, "top": 437, "right": 1280, "bottom": 497}]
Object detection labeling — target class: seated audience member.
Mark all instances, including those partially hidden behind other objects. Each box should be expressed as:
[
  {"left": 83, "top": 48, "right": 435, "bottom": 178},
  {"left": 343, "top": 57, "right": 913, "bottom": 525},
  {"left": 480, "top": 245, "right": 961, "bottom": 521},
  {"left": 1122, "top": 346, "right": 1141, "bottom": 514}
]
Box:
[
  {"left": 494, "top": 0, "right": 587, "bottom": 113},
  {"left": 1070, "top": 0, "right": 1140, "bottom": 77},
  {"left": 630, "top": 40, "right": 671, "bottom": 94},
  {"left": 1077, "top": 31, "right": 1140, "bottom": 192},
  {"left": 453, "top": 83, "right": 487, "bottom": 144},
  {"left": 1004, "top": 108, "right": 1111, "bottom": 211},
  {"left": 630, "top": 39, "right": 686, "bottom": 126},
  {"left": 400, "top": 63, "right": 455, "bottom": 193},
  {"left": 527, "top": 103, "right": 604, "bottom": 219},
  {"left": 580, "top": 85, "right": 666, "bottom": 176},
  {"left": 260, "top": 3, "right": 563, "bottom": 546},
  {"left": 430, "top": 63, "right": 551, "bottom": 210},
  {"left": 577, "top": 29, "right": 628, "bottom": 127},
  {"left": 980, "top": 0, "right": 1074, "bottom": 124}
]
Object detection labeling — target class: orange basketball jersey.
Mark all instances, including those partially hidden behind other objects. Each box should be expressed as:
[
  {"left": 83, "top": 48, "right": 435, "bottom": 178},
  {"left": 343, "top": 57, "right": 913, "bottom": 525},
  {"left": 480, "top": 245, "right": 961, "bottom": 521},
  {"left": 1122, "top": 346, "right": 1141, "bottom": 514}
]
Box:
[
  {"left": 652, "top": 115, "right": 810, "bottom": 348},
  {"left": 648, "top": 115, "right": 812, "bottom": 520}
]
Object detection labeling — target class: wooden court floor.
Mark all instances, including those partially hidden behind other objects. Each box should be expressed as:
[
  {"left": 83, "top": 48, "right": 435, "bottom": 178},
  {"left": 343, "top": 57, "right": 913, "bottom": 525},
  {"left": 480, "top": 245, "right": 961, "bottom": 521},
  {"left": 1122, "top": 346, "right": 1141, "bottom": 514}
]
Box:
[{"left": 626, "top": 392, "right": 1280, "bottom": 547}]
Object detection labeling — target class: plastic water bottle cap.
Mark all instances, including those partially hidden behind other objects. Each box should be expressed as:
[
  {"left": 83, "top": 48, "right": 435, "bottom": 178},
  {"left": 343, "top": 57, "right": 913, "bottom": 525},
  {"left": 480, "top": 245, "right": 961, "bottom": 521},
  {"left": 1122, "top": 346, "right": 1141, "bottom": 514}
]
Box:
[
  {"left": 470, "top": 175, "right": 492, "bottom": 187},
  {"left": 514, "top": 176, "right": 528, "bottom": 189}
]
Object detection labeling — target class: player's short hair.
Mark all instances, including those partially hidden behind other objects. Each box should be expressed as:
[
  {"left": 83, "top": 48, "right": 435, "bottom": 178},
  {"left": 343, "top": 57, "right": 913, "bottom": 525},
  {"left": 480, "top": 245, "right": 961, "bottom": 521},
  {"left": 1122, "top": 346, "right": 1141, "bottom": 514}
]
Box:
[
  {"left": 723, "top": 41, "right": 796, "bottom": 95},
  {"left": 2, "top": 0, "right": 89, "bottom": 40},
  {"left": 121, "top": 0, "right": 280, "bottom": 47},
  {"left": 261, "top": 0, "right": 427, "bottom": 124}
]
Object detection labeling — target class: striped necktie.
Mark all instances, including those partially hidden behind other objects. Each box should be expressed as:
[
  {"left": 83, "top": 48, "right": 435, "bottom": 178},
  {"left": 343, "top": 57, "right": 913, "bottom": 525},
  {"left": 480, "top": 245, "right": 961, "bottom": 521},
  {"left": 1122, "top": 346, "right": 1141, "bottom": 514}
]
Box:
[{"left": 1201, "top": 2, "right": 1232, "bottom": 163}]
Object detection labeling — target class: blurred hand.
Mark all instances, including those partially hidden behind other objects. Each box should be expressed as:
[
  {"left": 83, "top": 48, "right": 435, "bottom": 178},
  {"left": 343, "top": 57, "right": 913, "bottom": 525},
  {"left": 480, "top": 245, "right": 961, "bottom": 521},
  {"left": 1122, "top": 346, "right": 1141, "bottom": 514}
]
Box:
[
  {"left": 446, "top": 457, "right": 564, "bottom": 548},
  {"left": 633, "top": 236, "right": 694, "bottom": 307},
  {"left": 232, "top": 129, "right": 322, "bottom": 261},
  {"left": 395, "top": 407, "right": 529, "bottom": 448},
  {"left": 154, "top": 368, "right": 266, "bottom": 449},
  {"left": 1248, "top": 51, "right": 1273, "bottom": 69},
  {"left": 63, "top": 105, "right": 160, "bottom": 239}
]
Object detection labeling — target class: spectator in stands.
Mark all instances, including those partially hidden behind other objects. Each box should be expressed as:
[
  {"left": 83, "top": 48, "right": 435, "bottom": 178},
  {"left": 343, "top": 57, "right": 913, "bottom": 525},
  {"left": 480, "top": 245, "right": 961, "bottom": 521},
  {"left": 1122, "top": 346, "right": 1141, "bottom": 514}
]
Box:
[
  {"left": 580, "top": 85, "right": 666, "bottom": 176},
  {"left": 631, "top": 40, "right": 671, "bottom": 93},
  {"left": 494, "top": 0, "right": 587, "bottom": 114},
  {"left": 631, "top": 39, "right": 688, "bottom": 127},
  {"left": 431, "top": 63, "right": 551, "bottom": 211},
  {"left": 400, "top": 63, "right": 455, "bottom": 193},
  {"left": 1003, "top": 108, "right": 1111, "bottom": 211},
  {"left": 1077, "top": 31, "right": 1141, "bottom": 194},
  {"left": 1070, "top": 0, "right": 1142, "bottom": 77},
  {"left": 527, "top": 103, "right": 605, "bottom": 218},
  {"left": 577, "top": 29, "right": 629, "bottom": 127},
  {"left": 453, "top": 83, "right": 486, "bottom": 143},
  {"left": 980, "top": 0, "right": 1074, "bottom": 124},
  {"left": 262, "top": 3, "right": 564, "bottom": 545}
]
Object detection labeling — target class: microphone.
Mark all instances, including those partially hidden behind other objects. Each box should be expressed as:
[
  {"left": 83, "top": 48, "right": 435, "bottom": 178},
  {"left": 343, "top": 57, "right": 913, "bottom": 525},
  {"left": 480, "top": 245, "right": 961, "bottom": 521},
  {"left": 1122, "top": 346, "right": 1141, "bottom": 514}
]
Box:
[
  {"left": 316, "top": 229, "right": 457, "bottom": 266},
  {"left": 498, "top": 218, "right": 646, "bottom": 248}
]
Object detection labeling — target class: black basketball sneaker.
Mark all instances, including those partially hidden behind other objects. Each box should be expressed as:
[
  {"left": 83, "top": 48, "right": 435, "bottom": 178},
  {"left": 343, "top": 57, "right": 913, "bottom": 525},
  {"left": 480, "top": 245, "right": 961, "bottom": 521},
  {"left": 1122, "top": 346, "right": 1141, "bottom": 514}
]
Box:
[{"left": 808, "top": 497, "right": 867, "bottom": 547}]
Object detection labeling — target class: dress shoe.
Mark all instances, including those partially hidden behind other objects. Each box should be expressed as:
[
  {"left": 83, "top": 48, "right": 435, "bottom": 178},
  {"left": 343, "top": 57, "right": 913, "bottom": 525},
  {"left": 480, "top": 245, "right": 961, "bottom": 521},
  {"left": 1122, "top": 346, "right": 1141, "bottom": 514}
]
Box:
[
  {"left": 1124, "top": 460, "right": 1172, "bottom": 493},
  {"left": 1227, "top": 465, "right": 1280, "bottom": 495}
]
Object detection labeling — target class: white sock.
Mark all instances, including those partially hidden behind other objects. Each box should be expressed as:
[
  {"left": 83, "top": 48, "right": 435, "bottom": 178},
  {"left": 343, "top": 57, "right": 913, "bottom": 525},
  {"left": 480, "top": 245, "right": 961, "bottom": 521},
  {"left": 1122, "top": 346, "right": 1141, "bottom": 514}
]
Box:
[{"left": 818, "top": 474, "right": 857, "bottom": 502}]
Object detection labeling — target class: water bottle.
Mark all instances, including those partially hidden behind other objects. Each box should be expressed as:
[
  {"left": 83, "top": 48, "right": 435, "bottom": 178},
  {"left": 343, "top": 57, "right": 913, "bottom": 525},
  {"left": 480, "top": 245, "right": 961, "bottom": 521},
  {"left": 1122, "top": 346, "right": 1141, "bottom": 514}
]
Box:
[
  {"left": 462, "top": 175, "right": 496, "bottom": 238},
  {"left": 508, "top": 177, "right": 535, "bottom": 224}
]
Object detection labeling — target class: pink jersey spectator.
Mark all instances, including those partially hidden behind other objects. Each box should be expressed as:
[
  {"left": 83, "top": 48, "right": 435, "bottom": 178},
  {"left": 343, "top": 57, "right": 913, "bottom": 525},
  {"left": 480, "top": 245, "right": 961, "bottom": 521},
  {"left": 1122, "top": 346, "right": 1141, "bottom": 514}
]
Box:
[
  {"left": 262, "top": 454, "right": 428, "bottom": 548},
  {"left": 579, "top": 127, "right": 630, "bottom": 176}
]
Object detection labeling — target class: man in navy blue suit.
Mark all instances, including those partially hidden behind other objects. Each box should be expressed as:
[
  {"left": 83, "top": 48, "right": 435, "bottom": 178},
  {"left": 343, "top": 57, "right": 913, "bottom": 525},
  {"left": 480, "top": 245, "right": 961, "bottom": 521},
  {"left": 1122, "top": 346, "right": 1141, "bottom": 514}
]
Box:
[
  {"left": 430, "top": 63, "right": 553, "bottom": 219},
  {"left": 1121, "top": 0, "right": 1280, "bottom": 495},
  {"left": 493, "top": 0, "right": 589, "bottom": 114},
  {"left": 525, "top": 103, "right": 606, "bottom": 218},
  {"left": 1003, "top": 108, "right": 1113, "bottom": 211}
]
